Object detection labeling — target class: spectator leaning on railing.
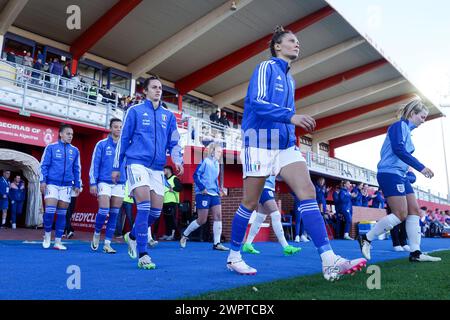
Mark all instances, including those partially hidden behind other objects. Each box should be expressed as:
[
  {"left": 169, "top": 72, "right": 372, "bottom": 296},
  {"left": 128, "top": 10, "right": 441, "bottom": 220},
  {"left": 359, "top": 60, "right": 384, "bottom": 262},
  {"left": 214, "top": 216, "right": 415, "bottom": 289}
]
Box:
[
  {"left": 49, "top": 58, "right": 63, "bottom": 90},
  {"left": 23, "top": 51, "right": 33, "bottom": 68},
  {"left": 31, "top": 58, "right": 43, "bottom": 85}
]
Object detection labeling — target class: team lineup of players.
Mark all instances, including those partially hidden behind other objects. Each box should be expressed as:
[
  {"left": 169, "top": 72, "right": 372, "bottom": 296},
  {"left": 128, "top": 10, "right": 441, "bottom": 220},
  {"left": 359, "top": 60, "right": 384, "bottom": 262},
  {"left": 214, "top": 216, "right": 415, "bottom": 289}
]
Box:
[{"left": 38, "top": 26, "right": 440, "bottom": 280}]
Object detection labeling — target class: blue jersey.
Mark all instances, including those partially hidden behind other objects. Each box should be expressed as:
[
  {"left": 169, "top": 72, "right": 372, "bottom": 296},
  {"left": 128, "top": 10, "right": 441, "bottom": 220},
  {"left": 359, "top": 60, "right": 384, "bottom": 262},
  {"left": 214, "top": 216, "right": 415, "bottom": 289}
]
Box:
[
  {"left": 339, "top": 188, "right": 353, "bottom": 212},
  {"left": 315, "top": 184, "right": 328, "bottom": 205},
  {"left": 9, "top": 181, "right": 25, "bottom": 201},
  {"left": 193, "top": 156, "right": 220, "bottom": 196},
  {"left": 264, "top": 175, "right": 276, "bottom": 191},
  {"left": 377, "top": 118, "right": 425, "bottom": 177},
  {"left": 89, "top": 135, "right": 126, "bottom": 186},
  {"left": 371, "top": 192, "right": 385, "bottom": 209},
  {"left": 361, "top": 194, "right": 370, "bottom": 207},
  {"left": 0, "top": 177, "right": 10, "bottom": 199},
  {"left": 113, "top": 100, "right": 183, "bottom": 172},
  {"left": 351, "top": 188, "right": 363, "bottom": 206},
  {"left": 242, "top": 57, "right": 296, "bottom": 150},
  {"left": 332, "top": 190, "right": 340, "bottom": 213},
  {"left": 40, "top": 140, "right": 81, "bottom": 188}
]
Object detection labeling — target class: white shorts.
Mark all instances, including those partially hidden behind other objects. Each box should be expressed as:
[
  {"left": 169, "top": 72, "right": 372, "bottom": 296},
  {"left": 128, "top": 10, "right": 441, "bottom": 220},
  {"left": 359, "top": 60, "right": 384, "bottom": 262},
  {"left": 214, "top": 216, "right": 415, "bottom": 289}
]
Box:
[
  {"left": 44, "top": 184, "right": 72, "bottom": 203},
  {"left": 126, "top": 164, "right": 165, "bottom": 196},
  {"left": 241, "top": 146, "right": 306, "bottom": 178},
  {"left": 98, "top": 182, "right": 125, "bottom": 198}
]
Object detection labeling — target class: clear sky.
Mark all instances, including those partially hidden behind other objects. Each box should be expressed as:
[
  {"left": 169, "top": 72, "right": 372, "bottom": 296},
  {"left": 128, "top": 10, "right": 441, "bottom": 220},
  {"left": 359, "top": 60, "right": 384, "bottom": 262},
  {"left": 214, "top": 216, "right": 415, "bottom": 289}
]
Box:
[{"left": 326, "top": 0, "right": 450, "bottom": 198}]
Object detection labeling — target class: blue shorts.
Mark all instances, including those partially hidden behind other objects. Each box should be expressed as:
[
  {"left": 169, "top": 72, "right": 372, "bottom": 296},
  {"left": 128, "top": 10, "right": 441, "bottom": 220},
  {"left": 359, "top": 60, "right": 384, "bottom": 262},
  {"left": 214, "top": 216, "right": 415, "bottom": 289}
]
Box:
[
  {"left": 196, "top": 194, "right": 221, "bottom": 209},
  {"left": 259, "top": 189, "right": 275, "bottom": 205},
  {"left": 0, "top": 199, "right": 8, "bottom": 210},
  {"left": 377, "top": 172, "right": 414, "bottom": 198}
]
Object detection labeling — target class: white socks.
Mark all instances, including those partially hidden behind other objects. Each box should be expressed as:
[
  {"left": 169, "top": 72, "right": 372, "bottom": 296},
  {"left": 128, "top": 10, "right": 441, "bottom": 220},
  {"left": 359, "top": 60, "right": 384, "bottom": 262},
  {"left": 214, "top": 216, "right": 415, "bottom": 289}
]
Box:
[
  {"left": 406, "top": 215, "right": 421, "bottom": 252},
  {"left": 270, "top": 211, "right": 288, "bottom": 248},
  {"left": 228, "top": 249, "right": 241, "bottom": 261},
  {"left": 366, "top": 213, "right": 401, "bottom": 241},
  {"left": 105, "top": 240, "right": 111, "bottom": 246},
  {"left": 213, "top": 221, "right": 222, "bottom": 244},
  {"left": 245, "top": 212, "right": 266, "bottom": 244},
  {"left": 320, "top": 250, "right": 337, "bottom": 266},
  {"left": 184, "top": 220, "right": 201, "bottom": 237}
]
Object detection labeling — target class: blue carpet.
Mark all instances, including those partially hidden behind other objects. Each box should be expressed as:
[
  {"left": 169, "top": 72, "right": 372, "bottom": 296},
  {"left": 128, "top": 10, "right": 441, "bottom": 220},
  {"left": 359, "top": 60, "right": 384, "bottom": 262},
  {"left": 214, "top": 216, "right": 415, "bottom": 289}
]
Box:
[{"left": 0, "top": 238, "right": 449, "bottom": 300}]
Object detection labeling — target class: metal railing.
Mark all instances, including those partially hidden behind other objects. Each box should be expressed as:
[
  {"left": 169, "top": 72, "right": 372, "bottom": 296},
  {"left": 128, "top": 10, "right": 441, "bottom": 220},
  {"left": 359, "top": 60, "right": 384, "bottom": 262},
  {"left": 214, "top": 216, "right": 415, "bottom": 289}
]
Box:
[
  {"left": 176, "top": 115, "right": 243, "bottom": 151},
  {"left": 0, "top": 60, "right": 123, "bottom": 127},
  {"left": 304, "top": 151, "right": 379, "bottom": 185}
]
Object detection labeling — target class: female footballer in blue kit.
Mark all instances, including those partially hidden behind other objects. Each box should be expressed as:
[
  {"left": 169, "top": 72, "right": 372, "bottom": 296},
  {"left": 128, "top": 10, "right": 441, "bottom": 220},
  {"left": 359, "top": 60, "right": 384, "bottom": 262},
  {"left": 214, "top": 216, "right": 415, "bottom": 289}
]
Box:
[
  {"left": 40, "top": 124, "right": 81, "bottom": 250},
  {"left": 226, "top": 26, "right": 366, "bottom": 280},
  {"left": 112, "top": 75, "right": 184, "bottom": 269},
  {"left": 89, "top": 118, "right": 126, "bottom": 254},
  {"left": 358, "top": 98, "right": 441, "bottom": 262},
  {"left": 242, "top": 175, "right": 301, "bottom": 255},
  {"left": 180, "top": 142, "right": 229, "bottom": 251}
]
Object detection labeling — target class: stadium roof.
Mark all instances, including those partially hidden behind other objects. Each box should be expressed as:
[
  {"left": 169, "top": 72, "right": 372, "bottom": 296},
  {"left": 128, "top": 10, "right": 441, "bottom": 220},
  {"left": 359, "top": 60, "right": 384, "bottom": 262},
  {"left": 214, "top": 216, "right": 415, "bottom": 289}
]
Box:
[{"left": 0, "top": 0, "right": 444, "bottom": 147}]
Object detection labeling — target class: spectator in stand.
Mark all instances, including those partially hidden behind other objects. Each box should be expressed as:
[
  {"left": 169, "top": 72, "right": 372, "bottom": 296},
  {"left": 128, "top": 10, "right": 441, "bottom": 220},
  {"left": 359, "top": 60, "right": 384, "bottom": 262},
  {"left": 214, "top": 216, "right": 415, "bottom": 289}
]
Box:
[
  {"left": 419, "top": 206, "right": 429, "bottom": 236},
  {"left": 23, "top": 51, "right": 33, "bottom": 68},
  {"left": 427, "top": 209, "right": 444, "bottom": 237},
  {"left": 6, "top": 51, "right": 16, "bottom": 63},
  {"left": 37, "top": 50, "right": 45, "bottom": 63},
  {"left": 0, "top": 170, "right": 11, "bottom": 228},
  {"left": 445, "top": 210, "right": 450, "bottom": 225},
  {"left": 209, "top": 110, "right": 220, "bottom": 123},
  {"left": 219, "top": 111, "right": 230, "bottom": 127},
  {"left": 434, "top": 209, "right": 446, "bottom": 227},
  {"left": 9, "top": 175, "right": 26, "bottom": 230},
  {"left": 371, "top": 188, "right": 385, "bottom": 209},
  {"left": 88, "top": 81, "right": 98, "bottom": 105},
  {"left": 351, "top": 182, "right": 363, "bottom": 207},
  {"left": 71, "top": 73, "right": 82, "bottom": 97},
  {"left": 49, "top": 58, "right": 63, "bottom": 91},
  {"left": 315, "top": 177, "right": 330, "bottom": 214},
  {"left": 99, "top": 85, "right": 108, "bottom": 99},
  {"left": 61, "top": 65, "right": 72, "bottom": 94},
  {"left": 111, "top": 90, "right": 118, "bottom": 110},
  {"left": 22, "top": 51, "right": 33, "bottom": 78},
  {"left": 361, "top": 183, "right": 371, "bottom": 207},
  {"left": 31, "top": 58, "right": 43, "bottom": 86}
]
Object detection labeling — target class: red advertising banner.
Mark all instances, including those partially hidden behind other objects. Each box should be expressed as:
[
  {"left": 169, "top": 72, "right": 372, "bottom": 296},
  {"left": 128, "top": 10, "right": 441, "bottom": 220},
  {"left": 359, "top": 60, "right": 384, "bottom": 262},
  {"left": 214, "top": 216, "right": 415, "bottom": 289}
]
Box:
[{"left": 0, "top": 115, "right": 58, "bottom": 147}]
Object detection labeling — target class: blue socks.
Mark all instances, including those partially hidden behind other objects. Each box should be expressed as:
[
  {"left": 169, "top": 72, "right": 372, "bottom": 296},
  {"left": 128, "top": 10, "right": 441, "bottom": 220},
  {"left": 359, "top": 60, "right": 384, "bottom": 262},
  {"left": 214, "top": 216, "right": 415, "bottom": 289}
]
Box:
[
  {"left": 43, "top": 205, "right": 56, "bottom": 232},
  {"left": 295, "top": 205, "right": 301, "bottom": 237},
  {"left": 230, "top": 204, "right": 253, "bottom": 251},
  {"left": 55, "top": 208, "right": 67, "bottom": 238},
  {"left": 299, "top": 199, "right": 332, "bottom": 254},
  {"left": 148, "top": 207, "right": 161, "bottom": 226},
  {"left": 133, "top": 201, "right": 150, "bottom": 255},
  {"left": 105, "top": 207, "right": 120, "bottom": 241},
  {"left": 94, "top": 208, "right": 109, "bottom": 234}
]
